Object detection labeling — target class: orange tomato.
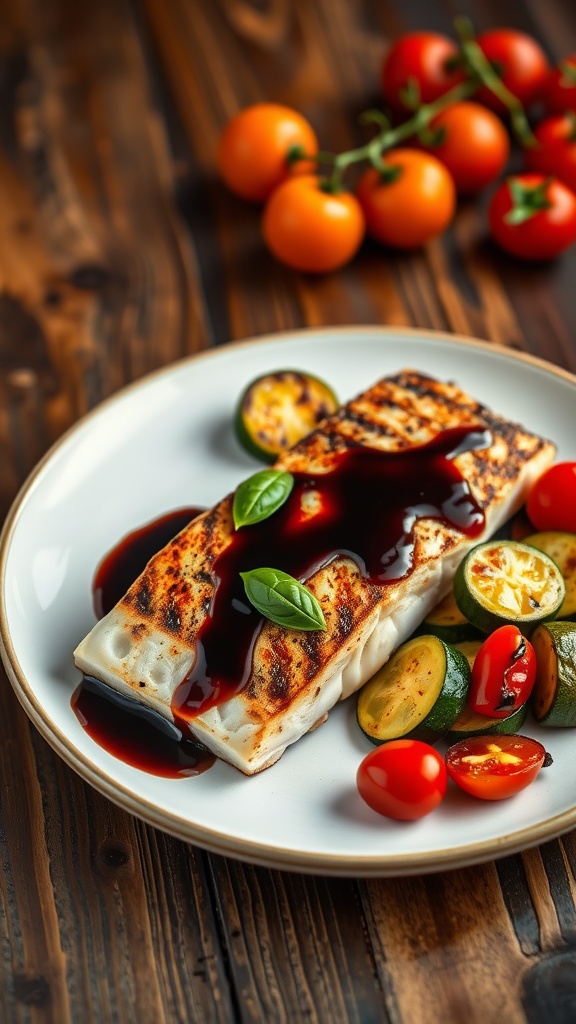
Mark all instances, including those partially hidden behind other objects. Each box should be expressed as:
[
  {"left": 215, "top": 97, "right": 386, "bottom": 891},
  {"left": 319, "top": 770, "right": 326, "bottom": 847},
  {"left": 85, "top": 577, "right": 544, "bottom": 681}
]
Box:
[
  {"left": 217, "top": 103, "right": 318, "bottom": 203},
  {"left": 356, "top": 149, "right": 456, "bottom": 248},
  {"left": 262, "top": 175, "right": 365, "bottom": 273},
  {"left": 421, "top": 101, "right": 510, "bottom": 195}
]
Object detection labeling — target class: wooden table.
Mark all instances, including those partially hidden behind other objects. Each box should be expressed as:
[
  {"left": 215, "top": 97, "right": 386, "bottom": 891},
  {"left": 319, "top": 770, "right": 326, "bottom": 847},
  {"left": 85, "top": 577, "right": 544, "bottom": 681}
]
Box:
[{"left": 1, "top": 0, "right": 576, "bottom": 1020}]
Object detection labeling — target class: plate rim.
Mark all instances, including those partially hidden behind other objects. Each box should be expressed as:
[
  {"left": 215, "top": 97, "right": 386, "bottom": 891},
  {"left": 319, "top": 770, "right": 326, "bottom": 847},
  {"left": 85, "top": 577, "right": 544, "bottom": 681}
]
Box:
[{"left": 2, "top": 323, "right": 576, "bottom": 876}]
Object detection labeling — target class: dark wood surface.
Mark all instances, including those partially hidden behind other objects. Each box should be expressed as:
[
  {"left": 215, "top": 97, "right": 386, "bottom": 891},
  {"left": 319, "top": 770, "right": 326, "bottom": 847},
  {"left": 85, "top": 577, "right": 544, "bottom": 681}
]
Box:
[{"left": 1, "top": 0, "right": 576, "bottom": 1021}]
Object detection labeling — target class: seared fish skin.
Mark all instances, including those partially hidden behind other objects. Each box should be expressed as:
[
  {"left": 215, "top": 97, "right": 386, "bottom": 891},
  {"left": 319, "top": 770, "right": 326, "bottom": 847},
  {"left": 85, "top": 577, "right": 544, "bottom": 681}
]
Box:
[{"left": 74, "top": 370, "right": 555, "bottom": 774}]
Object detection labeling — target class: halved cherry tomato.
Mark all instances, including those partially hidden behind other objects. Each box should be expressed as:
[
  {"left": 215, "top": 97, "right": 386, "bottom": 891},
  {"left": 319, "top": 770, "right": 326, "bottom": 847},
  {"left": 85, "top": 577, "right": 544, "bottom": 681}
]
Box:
[
  {"left": 217, "top": 103, "right": 318, "bottom": 202},
  {"left": 357, "top": 739, "right": 447, "bottom": 821},
  {"left": 544, "top": 55, "right": 576, "bottom": 115},
  {"left": 469, "top": 625, "right": 536, "bottom": 719},
  {"left": 524, "top": 114, "right": 576, "bottom": 194},
  {"left": 488, "top": 173, "right": 576, "bottom": 260},
  {"left": 527, "top": 462, "right": 576, "bottom": 532},
  {"left": 445, "top": 734, "right": 547, "bottom": 800},
  {"left": 421, "top": 101, "right": 510, "bottom": 195},
  {"left": 262, "top": 175, "right": 365, "bottom": 273},
  {"left": 356, "top": 149, "right": 455, "bottom": 249},
  {"left": 380, "top": 32, "right": 462, "bottom": 115},
  {"left": 476, "top": 29, "right": 549, "bottom": 111}
]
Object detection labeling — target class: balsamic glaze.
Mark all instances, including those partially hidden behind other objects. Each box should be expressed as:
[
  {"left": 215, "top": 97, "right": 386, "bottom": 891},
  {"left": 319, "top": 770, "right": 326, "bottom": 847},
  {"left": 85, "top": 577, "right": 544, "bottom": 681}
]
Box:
[
  {"left": 72, "top": 427, "right": 490, "bottom": 776},
  {"left": 72, "top": 675, "right": 215, "bottom": 778},
  {"left": 173, "top": 427, "right": 490, "bottom": 723},
  {"left": 73, "top": 507, "right": 212, "bottom": 776},
  {"left": 94, "top": 507, "right": 202, "bottom": 619}
]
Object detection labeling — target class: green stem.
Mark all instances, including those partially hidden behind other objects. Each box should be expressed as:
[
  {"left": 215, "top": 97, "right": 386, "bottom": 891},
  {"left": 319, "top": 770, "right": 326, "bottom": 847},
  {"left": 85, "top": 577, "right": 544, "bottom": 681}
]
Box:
[
  {"left": 454, "top": 16, "right": 537, "bottom": 148},
  {"left": 311, "top": 13, "right": 537, "bottom": 192},
  {"left": 324, "top": 76, "right": 478, "bottom": 191}
]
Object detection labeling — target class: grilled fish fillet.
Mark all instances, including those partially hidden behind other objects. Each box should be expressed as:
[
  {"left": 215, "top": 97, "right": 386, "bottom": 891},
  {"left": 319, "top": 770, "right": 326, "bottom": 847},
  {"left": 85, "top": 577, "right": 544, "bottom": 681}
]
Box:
[{"left": 73, "top": 370, "right": 555, "bottom": 774}]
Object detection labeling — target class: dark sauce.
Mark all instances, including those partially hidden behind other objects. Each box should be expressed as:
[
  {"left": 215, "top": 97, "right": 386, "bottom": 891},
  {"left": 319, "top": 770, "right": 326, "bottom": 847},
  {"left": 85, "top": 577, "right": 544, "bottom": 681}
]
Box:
[
  {"left": 173, "top": 427, "right": 490, "bottom": 724},
  {"left": 94, "top": 507, "right": 202, "bottom": 618},
  {"left": 72, "top": 675, "right": 215, "bottom": 778},
  {"left": 73, "top": 507, "right": 214, "bottom": 776},
  {"left": 72, "top": 427, "right": 490, "bottom": 776}
]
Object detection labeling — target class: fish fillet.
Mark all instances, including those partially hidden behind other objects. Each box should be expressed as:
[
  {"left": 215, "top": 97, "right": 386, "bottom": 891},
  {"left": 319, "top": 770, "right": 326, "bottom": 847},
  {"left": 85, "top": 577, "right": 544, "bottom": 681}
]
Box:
[{"left": 73, "top": 370, "right": 555, "bottom": 774}]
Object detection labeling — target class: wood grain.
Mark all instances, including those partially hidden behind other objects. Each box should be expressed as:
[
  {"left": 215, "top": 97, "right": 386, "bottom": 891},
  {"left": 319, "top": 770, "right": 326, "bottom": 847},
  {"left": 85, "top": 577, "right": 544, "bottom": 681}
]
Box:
[{"left": 1, "top": 0, "right": 576, "bottom": 1021}]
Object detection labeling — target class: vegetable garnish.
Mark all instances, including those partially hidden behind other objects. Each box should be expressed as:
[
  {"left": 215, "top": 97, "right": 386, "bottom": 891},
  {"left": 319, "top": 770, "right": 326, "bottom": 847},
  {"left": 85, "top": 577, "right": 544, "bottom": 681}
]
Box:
[
  {"left": 454, "top": 539, "right": 565, "bottom": 633},
  {"left": 531, "top": 620, "right": 576, "bottom": 726},
  {"left": 526, "top": 462, "right": 576, "bottom": 533},
  {"left": 524, "top": 531, "right": 576, "bottom": 619},
  {"left": 357, "top": 740, "right": 447, "bottom": 820},
  {"left": 233, "top": 469, "right": 294, "bottom": 530},
  {"left": 240, "top": 567, "right": 327, "bottom": 631},
  {"left": 356, "top": 634, "right": 469, "bottom": 744},
  {"left": 445, "top": 734, "right": 548, "bottom": 800},
  {"left": 468, "top": 625, "right": 537, "bottom": 718},
  {"left": 235, "top": 369, "right": 338, "bottom": 463}
]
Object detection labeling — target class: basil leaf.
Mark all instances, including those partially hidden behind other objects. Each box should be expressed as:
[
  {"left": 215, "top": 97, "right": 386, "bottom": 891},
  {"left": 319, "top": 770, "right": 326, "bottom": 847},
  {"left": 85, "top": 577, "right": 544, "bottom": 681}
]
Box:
[
  {"left": 240, "top": 567, "right": 327, "bottom": 631},
  {"left": 233, "top": 470, "right": 294, "bottom": 529}
]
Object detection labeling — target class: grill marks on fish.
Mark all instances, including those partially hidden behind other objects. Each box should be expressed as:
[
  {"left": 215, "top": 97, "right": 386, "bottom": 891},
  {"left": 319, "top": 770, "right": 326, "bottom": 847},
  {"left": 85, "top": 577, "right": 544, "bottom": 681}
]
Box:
[{"left": 73, "top": 369, "right": 556, "bottom": 774}]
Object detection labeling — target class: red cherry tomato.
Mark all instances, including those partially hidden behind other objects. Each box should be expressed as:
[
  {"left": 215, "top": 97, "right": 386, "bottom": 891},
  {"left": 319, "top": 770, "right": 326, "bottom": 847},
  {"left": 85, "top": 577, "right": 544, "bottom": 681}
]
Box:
[
  {"left": 488, "top": 173, "right": 576, "bottom": 260},
  {"left": 262, "top": 175, "right": 365, "bottom": 273},
  {"left": 445, "top": 735, "right": 547, "bottom": 801},
  {"left": 469, "top": 625, "right": 536, "bottom": 719},
  {"left": 217, "top": 103, "right": 318, "bottom": 203},
  {"left": 476, "top": 29, "right": 549, "bottom": 112},
  {"left": 381, "top": 32, "right": 462, "bottom": 116},
  {"left": 356, "top": 740, "right": 447, "bottom": 821},
  {"left": 356, "top": 150, "right": 455, "bottom": 248},
  {"left": 526, "top": 462, "right": 576, "bottom": 532},
  {"left": 524, "top": 114, "right": 576, "bottom": 194},
  {"left": 544, "top": 55, "right": 576, "bottom": 115},
  {"left": 421, "top": 101, "right": 510, "bottom": 195}
]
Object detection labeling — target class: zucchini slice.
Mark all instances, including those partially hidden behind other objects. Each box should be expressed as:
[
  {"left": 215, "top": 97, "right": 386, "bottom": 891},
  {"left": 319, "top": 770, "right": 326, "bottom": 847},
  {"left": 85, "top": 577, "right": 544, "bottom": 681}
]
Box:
[
  {"left": 531, "top": 620, "right": 576, "bottom": 726},
  {"left": 524, "top": 532, "right": 576, "bottom": 620},
  {"left": 454, "top": 539, "right": 565, "bottom": 634},
  {"left": 446, "top": 702, "right": 527, "bottom": 741},
  {"left": 451, "top": 639, "right": 483, "bottom": 669},
  {"left": 234, "top": 370, "right": 338, "bottom": 463},
  {"left": 356, "top": 634, "right": 469, "bottom": 745},
  {"left": 421, "top": 591, "right": 480, "bottom": 644}
]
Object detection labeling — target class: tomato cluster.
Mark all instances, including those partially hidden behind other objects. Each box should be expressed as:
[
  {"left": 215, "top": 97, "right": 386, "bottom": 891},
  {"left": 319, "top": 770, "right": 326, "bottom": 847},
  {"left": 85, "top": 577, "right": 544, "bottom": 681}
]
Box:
[{"left": 217, "top": 23, "right": 576, "bottom": 271}]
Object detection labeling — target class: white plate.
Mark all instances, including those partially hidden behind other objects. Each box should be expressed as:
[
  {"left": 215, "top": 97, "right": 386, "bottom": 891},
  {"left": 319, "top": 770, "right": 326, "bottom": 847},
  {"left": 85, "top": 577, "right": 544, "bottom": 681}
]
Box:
[{"left": 2, "top": 326, "right": 576, "bottom": 877}]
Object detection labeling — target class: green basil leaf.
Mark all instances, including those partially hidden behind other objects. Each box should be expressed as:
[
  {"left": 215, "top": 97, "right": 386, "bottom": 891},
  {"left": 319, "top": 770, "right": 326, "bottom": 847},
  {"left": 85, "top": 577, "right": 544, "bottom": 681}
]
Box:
[
  {"left": 233, "top": 470, "right": 294, "bottom": 529},
  {"left": 240, "top": 567, "right": 327, "bottom": 631}
]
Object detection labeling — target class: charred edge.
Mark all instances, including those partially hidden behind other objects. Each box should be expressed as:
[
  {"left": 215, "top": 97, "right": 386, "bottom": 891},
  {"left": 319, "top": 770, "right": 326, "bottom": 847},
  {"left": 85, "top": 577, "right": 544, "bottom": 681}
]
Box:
[
  {"left": 301, "top": 632, "right": 323, "bottom": 680},
  {"left": 195, "top": 569, "right": 213, "bottom": 586},
  {"left": 163, "top": 601, "right": 181, "bottom": 633},
  {"left": 134, "top": 580, "right": 152, "bottom": 615},
  {"left": 268, "top": 661, "right": 290, "bottom": 703},
  {"left": 340, "top": 407, "right": 404, "bottom": 439},
  {"left": 337, "top": 605, "right": 354, "bottom": 639}
]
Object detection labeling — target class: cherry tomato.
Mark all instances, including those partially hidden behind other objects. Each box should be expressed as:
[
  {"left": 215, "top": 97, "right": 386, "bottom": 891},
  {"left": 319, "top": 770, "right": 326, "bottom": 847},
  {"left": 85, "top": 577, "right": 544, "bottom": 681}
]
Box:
[
  {"left": 357, "top": 740, "right": 447, "bottom": 821},
  {"left": 469, "top": 625, "right": 536, "bottom": 719},
  {"left": 445, "top": 735, "right": 547, "bottom": 800},
  {"left": 526, "top": 462, "right": 576, "bottom": 532},
  {"left": 380, "top": 32, "right": 462, "bottom": 116},
  {"left": 524, "top": 114, "right": 576, "bottom": 194},
  {"left": 488, "top": 173, "right": 576, "bottom": 260},
  {"left": 544, "top": 55, "right": 576, "bottom": 115},
  {"left": 217, "top": 103, "right": 318, "bottom": 203},
  {"left": 262, "top": 175, "right": 365, "bottom": 273},
  {"left": 476, "top": 29, "right": 549, "bottom": 112},
  {"left": 421, "top": 101, "right": 510, "bottom": 195},
  {"left": 356, "top": 150, "right": 455, "bottom": 249}
]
